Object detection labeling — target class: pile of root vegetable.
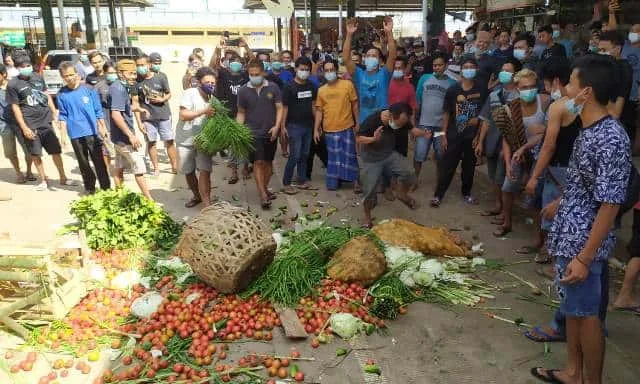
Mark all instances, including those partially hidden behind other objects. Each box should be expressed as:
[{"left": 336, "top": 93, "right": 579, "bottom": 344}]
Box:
[{"left": 8, "top": 190, "right": 497, "bottom": 384}]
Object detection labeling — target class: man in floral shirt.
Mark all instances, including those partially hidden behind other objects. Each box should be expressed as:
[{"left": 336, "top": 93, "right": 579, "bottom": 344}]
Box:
[{"left": 532, "top": 55, "right": 631, "bottom": 384}]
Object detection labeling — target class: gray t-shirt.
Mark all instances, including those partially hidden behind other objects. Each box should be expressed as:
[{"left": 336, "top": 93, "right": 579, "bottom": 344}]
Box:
[
  {"left": 415, "top": 74, "right": 456, "bottom": 128},
  {"left": 622, "top": 41, "right": 640, "bottom": 101},
  {"left": 237, "top": 81, "right": 282, "bottom": 139},
  {"left": 136, "top": 73, "right": 172, "bottom": 121}
]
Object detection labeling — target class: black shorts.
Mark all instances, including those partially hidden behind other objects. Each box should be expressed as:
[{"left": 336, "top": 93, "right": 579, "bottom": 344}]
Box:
[
  {"left": 627, "top": 209, "right": 640, "bottom": 259},
  {"left": 26, "top": 126, "right": 62, "bottom": 157},
  {"left": 249, "top": 137, "right": 277, "bottom": 163}
]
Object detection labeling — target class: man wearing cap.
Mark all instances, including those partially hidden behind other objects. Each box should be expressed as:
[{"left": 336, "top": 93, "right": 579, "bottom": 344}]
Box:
[
  {"left": 109, "top": 59, "right": 152, "bottom": 200},
  {"left": 134, "top": 54, "right": 177, "bottom": 176},
  {"left": 149, "top": 52, "right": 169, "bottom": 82}
]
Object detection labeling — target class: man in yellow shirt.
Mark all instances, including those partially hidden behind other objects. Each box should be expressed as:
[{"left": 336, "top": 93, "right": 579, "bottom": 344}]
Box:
[{"left": 314, "top": 59, "right": 361, "bottom": 192}]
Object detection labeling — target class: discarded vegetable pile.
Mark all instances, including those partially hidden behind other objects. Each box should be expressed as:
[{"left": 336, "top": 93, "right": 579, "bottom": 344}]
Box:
[
  {"left": 242, "top": 226, "right": 383, "bottom": 306},
  {"left": 65, "top": 188, "right": 182, "bottom": 251},
  {"left": 194, "top": 97, "right": 254, "bottom": 159}
]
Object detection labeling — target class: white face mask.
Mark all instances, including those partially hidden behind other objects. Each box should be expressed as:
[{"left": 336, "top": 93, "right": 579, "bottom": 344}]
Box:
[{"left": 629, "top": 32, "right": 640, "bottom": 44}]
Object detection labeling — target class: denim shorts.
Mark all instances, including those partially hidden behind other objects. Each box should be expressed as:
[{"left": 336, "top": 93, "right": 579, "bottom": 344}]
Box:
[
  {"left": 501, "top": 161, "right": 525, "bottom": 193},
  {"left": 144, "top": 119, "right": 174, "bottom": 142},
  {"left": 556, "top": 257, "right": 604, "bottom": 318},
  {"left": 541, "top": 167, "right": 567, "bottom": 231},
  {"left": 414, "top": 126, "right": 443, "bottom": 162},
  {"left": 486, "top": 155, "right": 505, "bottom": 186}
]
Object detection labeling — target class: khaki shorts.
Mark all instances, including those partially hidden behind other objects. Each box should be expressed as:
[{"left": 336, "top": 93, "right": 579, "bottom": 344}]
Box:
[{"left": 114, "top": 143, "right": 147, "bottom": 175}]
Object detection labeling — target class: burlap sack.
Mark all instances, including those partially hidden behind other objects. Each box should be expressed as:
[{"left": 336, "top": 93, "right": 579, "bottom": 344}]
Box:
[
  {"left": 373, "top": 219, "right": 471, "bottom": 257},
  {"left": 327, "top": 236, "right": 386, "bottom": 286}
]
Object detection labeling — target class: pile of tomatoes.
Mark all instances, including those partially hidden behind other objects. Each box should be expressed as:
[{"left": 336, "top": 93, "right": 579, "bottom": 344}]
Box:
[{"left": 295, "top": 279, "right": 386, "bottom": 335}]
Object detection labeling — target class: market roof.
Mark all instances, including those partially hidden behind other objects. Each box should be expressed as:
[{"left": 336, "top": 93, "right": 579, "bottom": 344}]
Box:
[
  {"left": 244, "top": 0, "right": 482, "bottom": 12},
  {"left": 0, "top": 0, "right": 151, "bottom": 7}
]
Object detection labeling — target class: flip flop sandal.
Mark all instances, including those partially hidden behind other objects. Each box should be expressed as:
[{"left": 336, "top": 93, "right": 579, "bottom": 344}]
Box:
[
  {"left": 463, "top": 196, "right": 478, "bottom": 205},
  {"left": 26, "top": 175, "right": 38, "bottom": 182},
  {"left": 398, "top": 196, "right": 417, "bottom": 210},
  {"left": 524, "top": 327, "right": 566, "bottom": 343},
  {"left": 283, "top": 186, "right": 298, "bottom": 195},
  {"left": 296, "top": 184, "right": 318, "bottom": 190},
  {"left": 185, "top": 197, "right": 202, "bottom": 208},
  {"left": 493, "top": 227, "right": 511, "bottom": 237},
  {"left": 490, "top": 217, "right": 505, "bottom": 225},
  {"left": 261, "top": 199, "right": 272, "bottom": 210},
  {"left": 228, "top": 175, "right": 239, "bottom": 185},
  {"left": 430, "top": 198, "right": 441, "bottom": 208},
  {"left": 60, "top": 179, "right": 77, "bottom": 186},
  {"left": 361, "top": 222, "right": 373, "bottom": 229},
  {"left": 480, "top": 209, "right": 501, "bottom": 216},
  {"left": 15, "top": 176, "right": 27, "bottom": 184},
  {"left": 267, "top": 192, "right": 277, "bottom": 201},
  {"left": 530, "top": 367, "right": 565, "bottom": 383},
  {"left": 516, "top": 245, "right": 541, "bottom": 255},
  {"left": 534, "top": 249, "right": 552, "bottom": 264}
]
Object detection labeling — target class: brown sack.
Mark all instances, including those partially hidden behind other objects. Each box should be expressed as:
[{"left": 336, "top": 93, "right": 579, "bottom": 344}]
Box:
[
  {"left": 327, "top": 236, "right": 386, "bottom": 286},
  {"left": 372, "top": 219, "right": 471, "bottom": 257}
]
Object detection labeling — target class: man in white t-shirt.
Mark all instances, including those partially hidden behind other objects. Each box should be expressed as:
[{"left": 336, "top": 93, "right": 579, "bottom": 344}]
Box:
[{"left": 175, "top": 67, "right": 216, "bottom": 208}]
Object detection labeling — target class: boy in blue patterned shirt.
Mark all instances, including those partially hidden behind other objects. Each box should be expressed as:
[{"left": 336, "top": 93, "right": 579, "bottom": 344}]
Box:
[{"left": 531, "top": 55, "right": 631, "bottom": 384}]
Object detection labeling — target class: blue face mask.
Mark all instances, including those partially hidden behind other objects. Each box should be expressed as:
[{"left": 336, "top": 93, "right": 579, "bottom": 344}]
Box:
[
  {"left": 589, "top": 45, "right": 599, "bottom": 53},
  {"left": 151, "top": 64, "right": 161, "bottom": 72},
  {"left": 466, "top": 33, "right": 475, "bottom": 41},
  {"left": 249, "top": 75, "right": 264, "bottom": 86},
  {"left": 271, "top": 61, "right": 283, "bottom": 71},
  {"left": 137, "top": 66, "right": 148, "bottom": 76},
  {"left": 519, "top": 88, "right": 538, "bottom": 103},
  {"left": 565, "top": 97, "right": 584, "bottom": 115},
  {"left": 461, "top": 68, "right": 477, "bottom": 79},
  {"left": 498, "top": 71, "right": 513, "bottom": 84},
  {"left": 296, "top": 70, "right": 310, "bottom": 80},
  {"left": 513, "top": 49, "right": 527, "bottom": 60},
  {"left": 263, "top": 61, "right": 271, "bottom": 71},
  {"left": 105, "top": 73, "right": 118, "bottom": 83},
  {"left": 229, "top": 62, "right": 242, "bottom": 73},
  {"left": 364, "top": 57, "right": 379, "bottom": 71},
  {"left": 551, "top": 89, "right": 562, "bottom": 101},
  {"left": 324, "top": 71, "right": 337, "bottom": 82},
  {"left": 200, "top": 83, "right": 215, "bottom": 95},
  {"left": 18, "top": 66, "right": 33, "bottom": 77},
  {"left": 552, "top": 30, "right": 560, "bottom": 39},
  {"left": 80, "top": 54, "right": 88, "bottom": 62},
  {"left": 392, "top": 70, "right": 404, "bottom": 79}
]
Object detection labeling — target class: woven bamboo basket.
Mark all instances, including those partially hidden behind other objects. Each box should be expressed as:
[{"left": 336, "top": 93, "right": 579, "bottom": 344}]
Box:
[{"left": 175, "top": 202, "right": 276, "bottom": 293}]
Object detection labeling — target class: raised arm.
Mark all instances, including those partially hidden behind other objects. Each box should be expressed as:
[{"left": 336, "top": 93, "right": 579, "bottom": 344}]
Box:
[
  {"left": 209, "top": 38, "right": 224, "bottom": 70},
  {"left": 342, "top": 18, "right": 358, "bottom": 75},
  {"left": 384, "top": 17, "right": 397, "bottom": 72}
]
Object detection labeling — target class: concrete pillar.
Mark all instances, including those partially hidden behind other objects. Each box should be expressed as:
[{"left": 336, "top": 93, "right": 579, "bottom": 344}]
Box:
[
  {"left": 431, "top": 0, "right": 446, "bottom": 37},
  {"left": 310, "top": 0, "right": 317, "bottom": 36},
  {"left": 39, "top": 0, "right": 57, "bottom": 50},
  {"left": 82, "top": 0, "right": 95, "bottom": 46},
  {"left": 277, "top": 18, "right": 283, "bottom": 52},
  {"left": 347, "top": 0, "right": 355, "bottom": 18},
  {"left": 108, "top": 0, "right": 117, "bottom": 29},
  {"left": 119, "top": 6, "right": 127, "bottom": 47}
]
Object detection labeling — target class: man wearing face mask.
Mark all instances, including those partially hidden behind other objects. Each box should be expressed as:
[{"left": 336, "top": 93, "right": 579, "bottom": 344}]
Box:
[
  {"left": 451, "top": 42, "right": 465, "bottom": 65},
  {"left": 74, "top": 48, "right": 94, "bottom": 81},
  {"left": 409, "top": 41, "right": 433, "bottom": 88},
  {"left": 281, "top": 56, "right": 317, "bottom": 194},
  {"left": 270, "top": 57, "right": 294, "bottom": 85},
  {"left": 8, "top": 55, "right": 72, "bottom": 191},
  {"left": 513, "top": 33, "right": 539, "bottom": 72},
  {"left": 216, "top": 54, "right": 250, "bottom": 184},
  {"left": 343, "top": 16, "right": 397, "bottom": 123},
  {"left": 183, "top": 54, "right": 203, "bottom": 90},
  {"left": 431, "top": 57, "right": 488, "bottom": 207},
  {"left": 280, "top": 50, "right": 296, "bottom": 76},
  {"left": 109, "top": 59, "right": 152, "bottom": 200},
  {"left": 237, "top": 59, "right": 284, "bottom": 209},
  {"left": 531, "top": 54, "right": 631, "bottom": 384},
  {"left": 149, "top": 52, "right": 169, "bottom": 82},
  {"left": 56, "top": 62, "right": 110, "bottom": 194},
  {"left": 388, "top": 56, "right": 417, "bottom": 155},
  {"left": 133, "top": 54, "right": 177, "bottom": 176},
  {"left": 176, "top": 67, "right": 216, "bottom": 208},
  {"left": 464, "top": 25, "right": 477, "bottom": 54},
  {"left": 315, "top": 59, "right": 360, "bottom": 193},
  {"left": 470, "top": 31, "right": 505, "bottom": 90},
  {"left": 356, "top": 103, "right": 419, "bottom": 228},
  {"left": 622, "top": 24, "right": 640, "bottom": 151}
]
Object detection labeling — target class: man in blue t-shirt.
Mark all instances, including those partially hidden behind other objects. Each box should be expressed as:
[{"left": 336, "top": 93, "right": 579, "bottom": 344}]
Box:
[
  {"left": 57, "top": 61, "right": 110, "bottom": 194},
  {"left": 108, "top": 59, "right": 152, "bottom": 200},
  {"left": 342, "top": 16, "right": 397, "bottom": 124}
]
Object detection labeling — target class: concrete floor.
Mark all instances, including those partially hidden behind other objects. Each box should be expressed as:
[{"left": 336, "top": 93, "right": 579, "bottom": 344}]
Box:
[{"left": 0, "top": 62, "right": 638, "bottom": 383}]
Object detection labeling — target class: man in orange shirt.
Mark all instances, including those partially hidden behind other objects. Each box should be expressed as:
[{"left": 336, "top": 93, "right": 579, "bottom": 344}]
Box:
[{"left": 314, "top": 59, "right": 361, "bottom": 193}]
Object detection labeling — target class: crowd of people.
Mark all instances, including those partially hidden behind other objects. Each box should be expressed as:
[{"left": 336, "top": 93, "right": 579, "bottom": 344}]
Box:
[{"left": 1, "top": 3, "right": 640, "bottom": 383}]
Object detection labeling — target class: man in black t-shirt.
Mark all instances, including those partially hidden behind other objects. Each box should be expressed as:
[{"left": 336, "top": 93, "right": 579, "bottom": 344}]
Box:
[
  {"left": 134, "top": 54, "right": 177, "bottom": 175},
  {"left": 216, "top": 54, "right": 250, "bottom": 184},
  {"left": 538, "top": 25, "right": 567, "bottom": 61},
  {"left": 85, "top": 51, "right": 105, "bottom": 86},
  {"left": 432, "top": 57, "right": 488, "bottom": 207},
  {"left": 281, "top": 56, "right": 317, "bottom": 194},
  {"left": 8, "top": 55, "right": 71, "bottom": 190},
  {"left": 356, "top": 103, "right": 420, "bottom": 228}
]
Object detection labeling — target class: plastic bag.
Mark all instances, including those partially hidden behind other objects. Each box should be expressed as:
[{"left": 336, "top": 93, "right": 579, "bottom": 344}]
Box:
[{"left": 131, "top": 292, "right": 164, "bottom": 319}]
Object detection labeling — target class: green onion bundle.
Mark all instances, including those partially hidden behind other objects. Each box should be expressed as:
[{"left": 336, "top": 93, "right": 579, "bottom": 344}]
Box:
[
  {"left": 243, "top": 226, "right": 381, "bottom": 306},
  {"left": 194, "top": 97, "right": 254, "bottom": 159}
]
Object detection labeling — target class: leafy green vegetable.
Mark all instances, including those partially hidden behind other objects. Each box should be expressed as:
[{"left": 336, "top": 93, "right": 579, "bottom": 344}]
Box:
[
  {"left": 194, "top": 97, "right": 254, "bottom": 159},
  {"left": 67, "top": 188, "right": 182, "bottom": 251}
]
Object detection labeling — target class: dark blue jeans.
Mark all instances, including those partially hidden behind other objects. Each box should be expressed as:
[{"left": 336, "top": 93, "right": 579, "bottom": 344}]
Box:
[
  {"left": 551, "top": 262, "right": 609, "bottom": 335},
  {"left": 282, "top": 123, "right": 312, "bottom": 186}
]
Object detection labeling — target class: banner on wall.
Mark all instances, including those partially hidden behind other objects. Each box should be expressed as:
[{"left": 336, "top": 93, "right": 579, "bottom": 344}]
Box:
[{"left": 486, "top": 0, "right": 541, "bottom": 12}]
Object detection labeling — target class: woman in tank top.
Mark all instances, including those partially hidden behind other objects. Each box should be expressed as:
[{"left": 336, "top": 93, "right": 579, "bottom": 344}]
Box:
[{"left": 494, "top": 69, "right": 550, "bottom": 238}]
